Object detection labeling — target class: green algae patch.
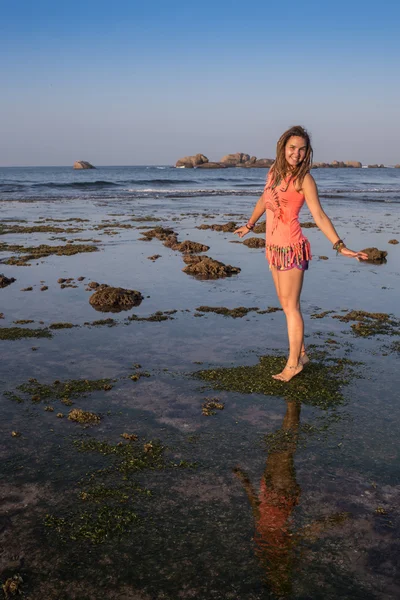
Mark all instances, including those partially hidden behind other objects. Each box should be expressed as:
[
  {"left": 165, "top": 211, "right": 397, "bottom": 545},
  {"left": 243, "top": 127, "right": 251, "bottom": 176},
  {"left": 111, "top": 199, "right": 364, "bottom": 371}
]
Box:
[
  {"left": 0, "top": 224, "right": 83, "bottom": 235},
  {"left": 44, "top": 437, "right": 195, "bottom": 544},
  {"left": 84, "top": 318, "right": 117, "bottom": 327},
  {"left": 49, "top": 322, "right": 77, "bottom": 330},
  {"left": 333, "top": 310, "right": 400, "bottom": 337},
  {"left": 311, "top": 310, "right": 336, "bottom": 319},
  {"left": 196, "top": 306, "right": 259, "bottom": 318},
  {"left": 202, "top": 398, "right": 224, "bottom": 416},
  {"left": 193, "top": 354, "right": 359, "bottom": 408},
  {"left": 0, "top": 326, "right": 52, "bottom": 340},
  {"left": 0, "top": 242, "right": 98, "bottom": 265},
  {"left": 68, "top": 408, "right": 101, "bottom": 425},
  {"left": 127, "top": 311, "right": 174, "bottom": 322},
  {"left": 6, "top": 377, "right": 113, "bottom": 404},
  {"left": 257, "top": 307, "right": 283, "bottom": 314},
  {"left": 44, "top": 506, "right": 139, "bottom": 544}
]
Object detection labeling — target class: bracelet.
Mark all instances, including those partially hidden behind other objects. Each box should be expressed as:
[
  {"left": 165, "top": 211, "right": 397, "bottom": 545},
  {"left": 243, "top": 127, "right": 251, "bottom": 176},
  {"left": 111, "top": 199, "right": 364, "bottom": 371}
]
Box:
[
  {"left": 245, "top": 222, "right": 255, "bottom": 230},
  {"left": 333, "top": 239, "right": 346, "bottom": 254}
]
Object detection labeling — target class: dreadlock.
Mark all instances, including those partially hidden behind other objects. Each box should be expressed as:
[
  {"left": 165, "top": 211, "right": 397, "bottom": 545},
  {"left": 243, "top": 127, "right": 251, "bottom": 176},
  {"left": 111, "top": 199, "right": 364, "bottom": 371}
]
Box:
[{"left": 270, "top": 125, "right": 313, "bottom": 189}]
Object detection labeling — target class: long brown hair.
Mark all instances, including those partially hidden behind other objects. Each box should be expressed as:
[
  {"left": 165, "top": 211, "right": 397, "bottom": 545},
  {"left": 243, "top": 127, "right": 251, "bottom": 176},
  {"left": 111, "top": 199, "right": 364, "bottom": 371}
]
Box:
[{"left": 270, "top": 125, "right": 313, "bottom": 189}]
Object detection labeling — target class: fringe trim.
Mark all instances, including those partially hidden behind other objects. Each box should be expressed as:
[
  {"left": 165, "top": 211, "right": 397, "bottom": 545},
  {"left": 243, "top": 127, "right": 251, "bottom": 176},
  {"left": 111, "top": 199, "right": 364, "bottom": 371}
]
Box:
[{"left": 266, "top": 238, "right": 311, "bottom": 268}]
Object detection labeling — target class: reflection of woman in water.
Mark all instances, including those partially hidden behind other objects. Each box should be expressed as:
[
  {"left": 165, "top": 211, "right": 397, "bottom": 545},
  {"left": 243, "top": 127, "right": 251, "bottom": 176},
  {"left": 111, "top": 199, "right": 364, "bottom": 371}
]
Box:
[{"left": 234, "top": 401, "right": 348, "bottom": 597}]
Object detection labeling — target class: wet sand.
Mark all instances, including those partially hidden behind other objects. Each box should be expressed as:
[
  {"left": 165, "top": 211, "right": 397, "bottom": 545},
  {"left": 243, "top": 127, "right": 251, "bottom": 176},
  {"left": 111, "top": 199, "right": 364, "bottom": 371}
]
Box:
[{"left": 1, "top": 194, "right": 400, "bottom": 599}]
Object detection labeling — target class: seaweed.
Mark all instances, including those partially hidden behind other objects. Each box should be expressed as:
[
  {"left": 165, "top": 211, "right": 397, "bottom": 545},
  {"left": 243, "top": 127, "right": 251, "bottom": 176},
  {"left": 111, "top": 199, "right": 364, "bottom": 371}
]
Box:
[
  {"left": 195, "top": 306, "right": 259, "bottom": 318},
  {"left": 0, "top": 327, "right": 52, "bottom": 340},
  {"left": 193, "top": 354, "right": 360, "bottom": 408}
]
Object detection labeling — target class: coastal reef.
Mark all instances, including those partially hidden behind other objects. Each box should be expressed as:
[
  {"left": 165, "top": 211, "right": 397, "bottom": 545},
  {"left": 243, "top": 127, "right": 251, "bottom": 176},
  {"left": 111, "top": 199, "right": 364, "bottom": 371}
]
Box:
[
  {"left": 0, "top": 242, "right": 98, "bottom": 266},
  {"left": 0, "top": 274, "right": 16, "bottom": 288},
  {"left": 182, "top": 255, "right": 241, "bottom": 279},
  {"left": 242, "top": 237, "right": 265, "bottom": 248},
  {"left": 140, "top": 227, "right": 209, "bottom": 254},
  {"left": 360, "top": 247, "right": 388, "bottom": 263},
  {"left": 89, "top": 285, "right": 144, "bottom": 312}
]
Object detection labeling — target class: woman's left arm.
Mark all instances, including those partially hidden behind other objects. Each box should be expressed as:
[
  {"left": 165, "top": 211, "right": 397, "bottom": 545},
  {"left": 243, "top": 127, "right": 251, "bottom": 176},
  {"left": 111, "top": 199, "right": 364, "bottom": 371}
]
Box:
[{"left": 302, "top": 174, "right": 368, "bottom": 260}]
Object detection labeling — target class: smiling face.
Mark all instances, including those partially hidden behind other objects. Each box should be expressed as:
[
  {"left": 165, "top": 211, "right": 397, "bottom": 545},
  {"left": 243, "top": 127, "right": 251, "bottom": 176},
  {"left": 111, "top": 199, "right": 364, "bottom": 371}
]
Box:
[{"left": 285, "top": 136, "right": 308, "bottom": 170}]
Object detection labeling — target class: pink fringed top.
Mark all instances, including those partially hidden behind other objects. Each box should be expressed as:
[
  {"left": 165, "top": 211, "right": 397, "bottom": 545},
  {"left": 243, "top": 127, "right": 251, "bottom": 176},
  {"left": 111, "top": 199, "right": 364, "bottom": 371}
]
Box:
[{"left": 263, "top": 170, "right": 312, "bottom": 268}]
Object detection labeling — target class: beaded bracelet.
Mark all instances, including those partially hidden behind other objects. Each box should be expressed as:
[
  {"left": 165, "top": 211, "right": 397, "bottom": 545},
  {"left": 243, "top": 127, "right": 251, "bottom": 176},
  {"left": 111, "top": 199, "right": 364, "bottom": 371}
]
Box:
[{"left": 333, "top": 239, "right": 346, "bottom": 254}]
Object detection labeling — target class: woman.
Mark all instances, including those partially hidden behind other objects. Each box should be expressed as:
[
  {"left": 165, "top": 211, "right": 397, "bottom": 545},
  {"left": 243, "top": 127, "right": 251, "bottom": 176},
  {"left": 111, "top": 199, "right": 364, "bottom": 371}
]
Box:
[{"left": 234, "top": 125, "right": 368, "bottom": 382}]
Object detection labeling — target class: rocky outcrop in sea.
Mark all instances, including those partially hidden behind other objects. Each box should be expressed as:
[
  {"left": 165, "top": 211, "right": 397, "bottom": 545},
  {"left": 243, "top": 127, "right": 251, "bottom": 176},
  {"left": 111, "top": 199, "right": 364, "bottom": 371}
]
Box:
[
  {"left": 73, "top": 161, "right": 96, "bottom": 169},
  {"left": 175, "top": 153, "right": 274, "bottom": 169}
]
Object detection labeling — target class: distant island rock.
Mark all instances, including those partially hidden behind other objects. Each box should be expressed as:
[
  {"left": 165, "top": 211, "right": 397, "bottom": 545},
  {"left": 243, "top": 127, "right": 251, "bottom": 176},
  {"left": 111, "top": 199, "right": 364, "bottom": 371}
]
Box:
[
  {"left": 176, "top": 154, "right": 209, "bottom": 168},
  {"left": 175, "top": 153, "right": 274, "bottom": 169},
  {"left": 312, "top": 161, "right": 362, "bottom": 168},
  {"left": 73, "top": 160, "right": 96, "bottom": 170}
]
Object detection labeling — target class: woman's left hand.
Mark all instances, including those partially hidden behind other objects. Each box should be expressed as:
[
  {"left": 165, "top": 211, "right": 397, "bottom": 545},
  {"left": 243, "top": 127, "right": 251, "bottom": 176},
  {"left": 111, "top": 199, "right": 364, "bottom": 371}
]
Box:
[{"left": 340, "top": 247, "right": 369, "bottom": 260}]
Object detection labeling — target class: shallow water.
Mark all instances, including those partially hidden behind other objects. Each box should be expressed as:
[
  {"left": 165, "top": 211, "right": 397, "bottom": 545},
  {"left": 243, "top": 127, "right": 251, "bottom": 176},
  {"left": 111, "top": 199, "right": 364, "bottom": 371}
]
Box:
[{"left": 1, "top": 174, "right": 400, "bottom": 599}]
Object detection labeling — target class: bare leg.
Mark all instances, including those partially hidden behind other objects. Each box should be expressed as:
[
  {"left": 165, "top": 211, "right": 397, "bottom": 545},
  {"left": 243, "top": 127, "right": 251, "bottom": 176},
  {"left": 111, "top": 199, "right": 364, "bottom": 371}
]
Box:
[
  {"left": 270, "top": 267, "right": 308, "bottom": 371},
  {"left": 270, "top": 267, "right": 305, "bottom": 382}
]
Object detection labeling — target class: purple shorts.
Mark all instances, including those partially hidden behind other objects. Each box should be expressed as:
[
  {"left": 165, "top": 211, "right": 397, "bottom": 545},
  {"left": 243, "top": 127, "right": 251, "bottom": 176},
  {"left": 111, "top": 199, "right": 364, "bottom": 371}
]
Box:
[{"left": 278, "top": 260, "right": 309, "bottom": 272}]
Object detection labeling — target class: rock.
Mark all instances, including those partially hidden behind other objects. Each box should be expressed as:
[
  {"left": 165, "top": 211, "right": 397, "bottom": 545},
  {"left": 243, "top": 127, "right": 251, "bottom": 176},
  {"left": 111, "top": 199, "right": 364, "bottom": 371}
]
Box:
[
  {"left": 196, "top": 162, "right": 227, "bottom": 169},
  {"left": 141, "top": 227, "right": 176, "bottom": 241},
  {"left": 89, "top": 286, "right": 144, "bottom": 312},
  {"left": 220, "top": 153, "right": 250, "bottom": 166},
  {"left": 300, "top": 221, "right": 317, "bottom": 228},
  {"left": 312, "top": 161, "right": 362, "bottom": 168},
  {"left": 0, "top": 274, "right": 16, "bottom": 288},
  {"left": 312, "top": 162, "right": 330, "bottom": 168},
  {"left": 345, "top": 161, "right": 362, "bottom": 168},
  {"left": 173, "top": 240, "right": 209, "bottom": 254},
  {"left": 360, "top": 247, "right": 388, "bottom": 263},
  {"left": 253, "top": 221, "right": 266, "bottom": 233},
  {"left": 73, "top": 160, "right": 95, "bottom": 169},
  {"left": 196, "top": 221, "right": 237, "bottom": 233},
  {"left": 182, "top": 255, "right": 240, "bottom": 279},
  {"left": 368, "top": 164, "right": 385, "bottom": 168},
  {"left": 244, "top": 158, "right": 274, "bottom": 168},
  {"left": 388, "top": 239, "right": 399, "bottom": 244},
  {"left": 242, "top": 237, "right": 265, "bottom": 248},
  {"left": 176, "top": 154, "right": 208, "bottom": 168},
  {"left": 394, "top": 164, "right": 400, "bottom": 169}
]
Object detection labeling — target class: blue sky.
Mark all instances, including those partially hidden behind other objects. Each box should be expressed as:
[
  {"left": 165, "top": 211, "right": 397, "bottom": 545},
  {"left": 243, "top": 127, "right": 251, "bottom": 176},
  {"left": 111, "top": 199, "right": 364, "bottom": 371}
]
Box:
[{"left": 1, "top": 0, "right": 399, "bottom": 165}]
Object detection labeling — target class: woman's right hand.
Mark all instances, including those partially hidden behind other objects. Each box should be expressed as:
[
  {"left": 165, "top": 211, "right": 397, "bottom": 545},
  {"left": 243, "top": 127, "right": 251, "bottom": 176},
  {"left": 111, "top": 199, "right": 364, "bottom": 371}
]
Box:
[{"left": 234, "top": 226, "right": 251, "bottom": 238}]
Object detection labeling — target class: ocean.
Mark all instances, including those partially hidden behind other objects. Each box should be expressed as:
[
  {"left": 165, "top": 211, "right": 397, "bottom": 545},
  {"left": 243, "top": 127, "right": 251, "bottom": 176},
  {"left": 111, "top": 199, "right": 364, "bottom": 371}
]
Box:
[
  {"left": 1, "top": 164, "right": 400, "bottom": 207},
  {"left": 1, "top": 165, "right": 400, "bottom": 599}
]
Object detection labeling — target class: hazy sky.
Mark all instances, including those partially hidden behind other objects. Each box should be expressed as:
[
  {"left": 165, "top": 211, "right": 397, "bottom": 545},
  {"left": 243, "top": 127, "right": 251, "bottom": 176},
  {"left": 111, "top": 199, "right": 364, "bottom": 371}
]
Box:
[{"left": 1, "top": 0, "right": 399, "bottom": 166}]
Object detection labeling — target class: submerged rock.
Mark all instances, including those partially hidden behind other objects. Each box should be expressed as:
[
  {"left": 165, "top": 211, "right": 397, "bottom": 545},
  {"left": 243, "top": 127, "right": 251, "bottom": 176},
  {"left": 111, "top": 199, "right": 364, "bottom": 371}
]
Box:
[
  {"left": 89, "top": 285, "right": 143, "bottom": 312},
  {"left": 182, "top": 255, "right": 241, "bottom": 279},
  {"left": 196, "top": 221, "right": 237, "bottom": 232},
  {"left": 360, "top": 247, "right": 388, "bottom": 263},
  {"left": 243, "top": 237, "right": 265, "bottom": 248},
  {"left": 0, "top": 274, "right": 16, "bottom": 288}
]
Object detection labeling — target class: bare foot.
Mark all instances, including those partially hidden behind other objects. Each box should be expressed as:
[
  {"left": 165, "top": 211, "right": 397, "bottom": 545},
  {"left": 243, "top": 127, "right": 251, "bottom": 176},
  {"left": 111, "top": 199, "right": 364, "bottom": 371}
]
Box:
[
  {"left": 300, "top": 351, "right": 310, "bottom": 366},
  {"left": 272, "top": 362, "right": 303, "bottom": 382}
]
